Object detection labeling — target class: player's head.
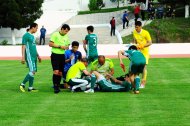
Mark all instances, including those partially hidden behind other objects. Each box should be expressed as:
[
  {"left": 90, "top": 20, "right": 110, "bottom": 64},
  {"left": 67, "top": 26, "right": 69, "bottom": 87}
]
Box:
[
  {"left": 81, "top": 58, "right": 88, "bottom": 67},
  {"left": 98, "top": 55, "right": 105, "bottom": 66},
  {"left": 87, "top": 25, "right": 94, "bottom": 33},
  {"left": 128, "top": 45, "right": 137, "bottom": 50},
  {"left": 71, "top": 41, "right": 79, "bottom": 52},
  {"left": 61, "top": 24, "right": 70, "bottom": 35},
  {"left": 29, "top": 23, "right": 38, "bottom": 33},
  {"left": 135, "top": 21, "right": 142, "bottom": 33}
]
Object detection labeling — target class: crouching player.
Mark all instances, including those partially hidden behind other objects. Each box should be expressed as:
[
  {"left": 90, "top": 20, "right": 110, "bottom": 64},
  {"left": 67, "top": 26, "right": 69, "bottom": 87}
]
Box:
[
  {"left": 84, "top": 71, "right": 131, "bottom": 93},
  {"left": 66, "top": 58, "right": 91, "bottom": 92},
  {"left": 118, "top": 45, "right": 146, "bottom": 94}
]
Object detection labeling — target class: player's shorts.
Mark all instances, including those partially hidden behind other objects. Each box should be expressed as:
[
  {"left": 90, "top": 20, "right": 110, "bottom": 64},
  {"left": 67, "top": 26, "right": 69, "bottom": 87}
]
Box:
[
  {"left": 129, "top": 62, "right": 145, "bottom": 74},
  {"left": 88, "top": 55, "right": 98, "bottom": 64},
  {"left": 97, "top": 75, "right": 127, "bottom": 92},
  {"left": 26, "top": 58, "right": 37, "bottom": 72},
  {"left": 51, "top": 53, "right": 65, "bottom": 72}
]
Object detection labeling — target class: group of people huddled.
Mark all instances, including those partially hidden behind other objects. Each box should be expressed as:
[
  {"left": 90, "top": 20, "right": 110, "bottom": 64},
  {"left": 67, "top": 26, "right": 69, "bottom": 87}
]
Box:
[{"left": 20, "top": 20, "right": 152, "bottom": 94}]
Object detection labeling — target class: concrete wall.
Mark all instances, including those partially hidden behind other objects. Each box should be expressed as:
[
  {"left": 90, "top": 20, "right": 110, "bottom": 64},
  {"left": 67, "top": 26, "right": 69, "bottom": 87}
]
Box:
[{"left": 0, "top": 43, "right": 190, "bottom": 58}]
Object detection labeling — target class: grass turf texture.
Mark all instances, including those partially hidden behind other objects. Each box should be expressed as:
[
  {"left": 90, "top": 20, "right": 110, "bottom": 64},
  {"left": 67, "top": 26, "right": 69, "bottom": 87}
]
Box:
[{"left": 0, "top": 58, "right": 190, "bottom": 126}]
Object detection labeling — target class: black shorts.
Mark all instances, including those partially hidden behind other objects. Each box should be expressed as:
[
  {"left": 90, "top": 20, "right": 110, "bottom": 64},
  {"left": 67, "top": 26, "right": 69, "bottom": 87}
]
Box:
[{"left": 51, "top": 53, "right": 65, "bottom": 72}]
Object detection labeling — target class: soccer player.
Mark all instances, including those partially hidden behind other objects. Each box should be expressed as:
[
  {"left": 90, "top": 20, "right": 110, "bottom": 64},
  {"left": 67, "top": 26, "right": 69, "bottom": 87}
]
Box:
[
  {"left": 118, "top": 45, "right": 146, "bottom": 94},
  {"left": 132, "top": 21, "right": 152, "bottom": 88},
  {"left": 63, "top": 41, "right": 82, "bottom": 83},
  {"left": 84, "top": 71, "right": 131, "bottom": 93},
  {"left": 91, "top": 55, "right": 114, "bottom": 80},
  {"left": 20, "top": 23, "right": 41, "bottom": 92},
  {"left": 66, "top": 58, "right": 91, "bottom": 92},
  {"left": 83, "top": 25, "right": 98, "bottom": 64},
  {"left": 49, "top": 24, "right": 70, "bottom": 93}
]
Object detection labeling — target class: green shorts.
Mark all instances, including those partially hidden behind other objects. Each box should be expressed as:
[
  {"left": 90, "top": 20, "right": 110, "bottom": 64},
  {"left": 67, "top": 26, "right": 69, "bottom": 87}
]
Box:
[
  {"left": 129, "top": 62, "right": 145, "bottom": 74},
  {"left": 98, "top": 79, "right": 128, "bottom": 92}
]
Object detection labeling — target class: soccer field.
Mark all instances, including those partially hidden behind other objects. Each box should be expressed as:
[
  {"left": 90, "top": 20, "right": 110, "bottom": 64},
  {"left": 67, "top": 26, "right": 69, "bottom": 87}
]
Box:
[{"left": 0, "top": 58, "right": 190, "bottom": 126}]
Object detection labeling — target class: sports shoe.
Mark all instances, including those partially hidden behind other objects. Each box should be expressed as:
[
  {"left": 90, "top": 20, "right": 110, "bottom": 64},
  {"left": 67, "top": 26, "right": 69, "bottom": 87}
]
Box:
[
  {"left": 19, "top": 85, "right": 25, "bottom": 92},
  {"left": 134, "top": 90, "right": 140, "bottom": 94},
  {"left": 84, "top": 89, "right": 94, "bottom": 93},
  {"left": 28, "top": 88, "right": 39, "bottom": 92},
  {"left": 71, "top": 86, "right": 77, "bottom": 92}
]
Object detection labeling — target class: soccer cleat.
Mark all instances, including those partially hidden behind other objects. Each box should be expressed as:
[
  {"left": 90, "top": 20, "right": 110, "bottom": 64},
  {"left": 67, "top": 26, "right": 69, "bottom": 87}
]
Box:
[
  {"left": 84, "top": 89, "right": 94, "bottom": 93},
  {"left": 71, "top": 86, "right": 77, "bottom": 92},
  {"left": 54, "top": 89, "right": 60, "bottom": 94},
  {"left": 134, "top": 90, "right": 140, "bottom": 94},
  {"left": 19, "top": 85, "right": 25, "bottom": 92},
  {"left": 28, "top": 88, "right": 39, "bottom": 92}
]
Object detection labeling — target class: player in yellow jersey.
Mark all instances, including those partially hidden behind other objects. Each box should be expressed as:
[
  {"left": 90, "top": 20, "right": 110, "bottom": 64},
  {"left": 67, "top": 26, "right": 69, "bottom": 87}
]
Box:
[{"left": 132, "top": 21, "right": 152, "bottom": 88}]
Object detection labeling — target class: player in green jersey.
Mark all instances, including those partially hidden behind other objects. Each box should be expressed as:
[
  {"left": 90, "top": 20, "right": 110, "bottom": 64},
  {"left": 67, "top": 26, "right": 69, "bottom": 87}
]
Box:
[
  {"left": 84, "top": 71, "right": 131, "bottom": 93},
  {"left": 20, "top": 23, "right": 41, "bottom": 92},
  {"left": 83, "top": 25, "right": 98, "bottom": 64},
  {"left": 118, "top": 45, "right": 146, "bottom": 94}
]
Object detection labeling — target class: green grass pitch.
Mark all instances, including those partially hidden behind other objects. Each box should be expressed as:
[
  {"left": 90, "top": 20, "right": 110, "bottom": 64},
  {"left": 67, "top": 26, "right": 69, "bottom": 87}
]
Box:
[{"left": 0, "top": 58, "right": 190, "bottom": 126}]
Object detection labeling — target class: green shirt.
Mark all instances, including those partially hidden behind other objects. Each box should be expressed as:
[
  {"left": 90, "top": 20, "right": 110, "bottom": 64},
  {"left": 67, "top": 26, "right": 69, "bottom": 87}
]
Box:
[
  {"left": 91, "top": 58, "right": 114, "bottom": 76},
  {"left": 22, "top": 32, "right": 37, "bottom": 60},
  {"left": 124, "top": 50, "right": 146, "bottom": 64},
  {"left": 50, "top": 32, "right": 70, "bottom": 54},
  {"left": 66, "top": 62, "right": 86, "bottom": 82},
  {"left": 85, "top": 34, "right": 98, "bottom": 57}
]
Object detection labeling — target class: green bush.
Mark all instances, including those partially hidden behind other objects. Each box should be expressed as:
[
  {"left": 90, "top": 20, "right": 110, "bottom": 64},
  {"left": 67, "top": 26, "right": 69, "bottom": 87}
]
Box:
[
  {"left": 88, "top": 0, "right": 99, "bottom": 11},
  {"left": 0, "top": 40, "right": 8, "bottom": 45}
]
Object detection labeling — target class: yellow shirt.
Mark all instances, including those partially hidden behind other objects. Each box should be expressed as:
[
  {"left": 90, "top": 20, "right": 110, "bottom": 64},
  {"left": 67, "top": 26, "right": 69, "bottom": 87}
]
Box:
[
  {"left": 133, "top": 29, "right": 151, "bottom": 56},
  {"left": 66, "top": 62, "right": 86, "bottom": 82},
  {"left": 50, "top": 32, "right": 70, "bottom": 54}
]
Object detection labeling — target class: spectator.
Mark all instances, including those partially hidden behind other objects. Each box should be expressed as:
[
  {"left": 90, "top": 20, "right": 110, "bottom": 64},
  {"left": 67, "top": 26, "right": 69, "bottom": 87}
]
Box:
[
  {"left": 122, "top": 11, "right": 129, "bottom": 29},
  {"left": 134, "top": 5, "right": 141, "bottom": 23},
  {"left": 140, "top": 2, "right": 146, "bottom": 21},
  {"left": 39, "top": 26, "right": 46, "bottom": 45},
  {"left": 110, "top": 17, "right": 116, "bottom": 36}
]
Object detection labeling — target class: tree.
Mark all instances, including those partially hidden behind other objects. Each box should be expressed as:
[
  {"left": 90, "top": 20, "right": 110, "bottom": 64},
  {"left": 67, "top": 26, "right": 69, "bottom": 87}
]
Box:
[
  {"left": 0, "top": 0, "right": 44, "bottom": 45},
  {"left": 88, "top": 0, "right": 104, "bottom": 11},
  {"left": 158, "top": 0, "right": 190, "bottom": 18}
]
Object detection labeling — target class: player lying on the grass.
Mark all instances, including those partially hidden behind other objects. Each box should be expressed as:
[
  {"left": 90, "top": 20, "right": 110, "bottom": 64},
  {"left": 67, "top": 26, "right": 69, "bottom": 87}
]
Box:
[
  {"left": 91, "top": 55, "right": 114, "bottom": 80},
  {"left": 118, "top": 45, "right": 146, "bottom": 94},
  {"left": 84, "top": 71, "right": 131, "bottom": 93},
  {"left": 66, "top": 58, "right": 91, "bottom": 92}
]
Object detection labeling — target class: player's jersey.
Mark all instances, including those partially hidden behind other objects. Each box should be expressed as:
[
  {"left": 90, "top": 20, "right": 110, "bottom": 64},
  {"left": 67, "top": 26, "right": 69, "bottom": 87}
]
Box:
[
  {"left": 133, "top": 29, "right": 151, "bottom": 56},
  {"left": 66, "top": 62, "right": 86, "bottom": 82},
  {"left": 85, "top": 34, "right": 98, "bottom": 57},
  {"left": 64, "top": 50, "right": 82, "bottom": 72},
  {"left": 50, "top": 32, "right": 70, "bottom": 54},
  {"left": 91, "top": 58, "right": 114, "bottom": 76},
  {"left": 124, "top": 50, "right": 146, "bottom": 65},
  {"left": 22, "top": 32, "right": 37, "bottom": 60}
]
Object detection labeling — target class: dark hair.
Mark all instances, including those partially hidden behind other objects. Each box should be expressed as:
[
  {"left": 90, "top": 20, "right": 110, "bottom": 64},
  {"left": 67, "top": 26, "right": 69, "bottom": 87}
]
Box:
[
  {"left": 81, "top": 58, "right": 88, "bottom": 63},
  {"left": 29, "top": 23, "right": 38, "bottom": 29},
  {"left": 135, "top": 21, "right": 142, "bottom": 26},
  {"left": 128, "top": 45, "right": 137, "bottom": 50},
  {"left": 61, "top": 24, "right": 70, "bottom": 31},
  {"left": 72, "top": 41, "right": 79, "bottom": 47},
  {"left": 98, "top": 55, "right": 105, "bottom": 59},
  {"left": 87, "top": 25, "right": 94, "bottom": 32}
]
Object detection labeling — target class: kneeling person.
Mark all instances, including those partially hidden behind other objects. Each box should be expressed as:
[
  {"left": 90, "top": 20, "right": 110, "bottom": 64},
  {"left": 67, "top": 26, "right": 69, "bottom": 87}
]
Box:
[{"left": 66, "top": 58, "right": 91, "bottom": 92}]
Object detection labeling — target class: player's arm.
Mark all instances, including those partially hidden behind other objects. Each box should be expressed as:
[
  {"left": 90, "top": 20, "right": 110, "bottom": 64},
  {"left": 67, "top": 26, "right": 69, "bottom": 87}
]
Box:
[
  {"left": 21, "top": 45, "right": 26, "bottom": 64},
  {"left": 144, "top": 39, "right": 152, "bottom": 48},
  {"left": 83, "top": 40, "right": 87, "bottom": 53},
  {"left": 83, "top": 69, "right": 91, "bottom": 76},
  {"left": 106, "top": 73, "right": 123, "bottom": 84},
  {"left": 118, "top": 50, "right": 126, "bottom": 72},
  {"left": 37, "top": 52, "right": 42, "bottom": 63},
  {"left": 49, "top": 41, "right": 69, "bottom": 50}
]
